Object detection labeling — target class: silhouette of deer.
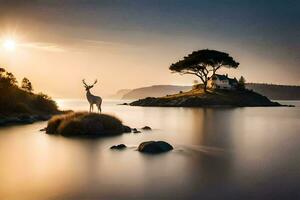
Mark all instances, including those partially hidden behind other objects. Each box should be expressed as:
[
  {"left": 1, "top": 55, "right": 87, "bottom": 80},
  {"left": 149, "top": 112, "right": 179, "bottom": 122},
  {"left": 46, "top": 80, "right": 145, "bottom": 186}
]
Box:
[{"left": 82, "top": 79, "right": 102, "bottom": 113}]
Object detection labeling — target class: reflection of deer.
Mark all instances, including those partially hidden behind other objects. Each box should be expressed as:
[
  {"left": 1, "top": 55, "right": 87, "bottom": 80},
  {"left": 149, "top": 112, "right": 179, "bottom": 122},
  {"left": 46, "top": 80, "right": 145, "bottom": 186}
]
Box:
[{"left": 82, "top": 79, "right": 102, "bottom": 113}]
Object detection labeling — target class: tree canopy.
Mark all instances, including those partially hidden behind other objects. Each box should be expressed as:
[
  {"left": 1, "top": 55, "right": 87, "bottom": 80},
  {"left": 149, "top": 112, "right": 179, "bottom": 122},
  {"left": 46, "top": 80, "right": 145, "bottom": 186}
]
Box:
[
  {"left": 21, "top": 77, "right": 33, "bottom": 93},
  {"left": 169, "top": 49, "right": 239, "bottom": 91},
  {"left": 0, "top": 67, "right": 57, "bottom": 114},
  {"left": 238, "top": 76, "right": 246, "bottom": 90}
]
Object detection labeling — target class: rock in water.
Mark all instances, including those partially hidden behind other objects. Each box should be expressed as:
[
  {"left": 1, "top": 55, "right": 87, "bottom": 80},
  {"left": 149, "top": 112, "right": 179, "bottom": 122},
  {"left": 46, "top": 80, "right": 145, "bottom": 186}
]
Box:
[
  {"left": 141, "top": 126, "right": 152, "bottom": 130},
  {"left": 110, "top": 144, "right": 127, "bottom": 150},
  {"left": 132, "top": 128, "right": 141, "bottom": 133},
  {"left": 138, "top": 141, "right": 173, "bottom": 154},
  {"left": 39, "top": 127, "right": 47, "bottom": 132},
  {"left": 123, "top": 125, "right": 132, "bottom": 133}
]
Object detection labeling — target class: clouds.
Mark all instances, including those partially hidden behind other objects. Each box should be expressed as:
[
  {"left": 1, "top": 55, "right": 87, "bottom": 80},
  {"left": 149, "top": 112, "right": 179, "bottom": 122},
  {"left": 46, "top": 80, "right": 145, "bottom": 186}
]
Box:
[
  {"left": 20, "top": 42, "right": 65, "bottom": 52},
  {"left": 0, "top": 0, "right": 299, "bottom": 90}
]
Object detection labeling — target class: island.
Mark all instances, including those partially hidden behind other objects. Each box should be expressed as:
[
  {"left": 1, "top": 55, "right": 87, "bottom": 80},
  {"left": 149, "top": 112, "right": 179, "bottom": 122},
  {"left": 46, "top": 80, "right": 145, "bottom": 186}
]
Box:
[
  {"left": 0, "top": 67, "right": 60, "bottom": 126},
  {"left": 46, "top": 112, "right": 132, "bottom": 137},
  {"left": 130, "top": 49, "right": 282, "bottom": 107},
  {"left": 130, "top": 88, "right": 281, "bottom": 107}
]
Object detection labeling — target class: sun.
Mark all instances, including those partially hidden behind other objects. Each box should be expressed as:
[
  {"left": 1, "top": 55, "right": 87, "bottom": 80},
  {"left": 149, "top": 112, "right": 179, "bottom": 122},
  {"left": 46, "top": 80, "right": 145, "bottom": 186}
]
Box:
[{"left": 3, "top": 38, "right": 16, "bottom": 51}]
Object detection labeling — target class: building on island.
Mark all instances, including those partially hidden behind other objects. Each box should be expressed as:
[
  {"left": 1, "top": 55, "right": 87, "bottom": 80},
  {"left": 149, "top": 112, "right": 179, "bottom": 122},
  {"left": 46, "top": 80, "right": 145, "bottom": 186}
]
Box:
[{"left": 207, "top": 74, "right": 238, "bottom": 90}]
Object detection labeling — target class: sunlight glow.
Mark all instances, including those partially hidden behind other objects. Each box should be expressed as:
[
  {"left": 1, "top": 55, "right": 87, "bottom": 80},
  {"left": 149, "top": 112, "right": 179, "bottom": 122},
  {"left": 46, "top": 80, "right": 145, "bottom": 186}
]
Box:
[{"left": 3, "top": 39, "right": 16, "bottom": 51}]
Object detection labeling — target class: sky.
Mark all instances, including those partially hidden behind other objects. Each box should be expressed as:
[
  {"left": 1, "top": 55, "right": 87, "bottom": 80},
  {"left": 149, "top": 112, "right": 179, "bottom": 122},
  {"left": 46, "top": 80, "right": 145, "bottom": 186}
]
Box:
[{"left": 0, "top": 0, "right": 299, "bottom": 98}]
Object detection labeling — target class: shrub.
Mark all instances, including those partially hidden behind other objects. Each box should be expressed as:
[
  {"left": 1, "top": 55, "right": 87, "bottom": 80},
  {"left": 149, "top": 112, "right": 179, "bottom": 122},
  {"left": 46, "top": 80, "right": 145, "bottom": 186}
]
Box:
[
  {"left": 46, "top": 112, "right": 125, "bottom": 137},
  {"left": 32, "top": 93, "right": 58, "bottom": 113}
]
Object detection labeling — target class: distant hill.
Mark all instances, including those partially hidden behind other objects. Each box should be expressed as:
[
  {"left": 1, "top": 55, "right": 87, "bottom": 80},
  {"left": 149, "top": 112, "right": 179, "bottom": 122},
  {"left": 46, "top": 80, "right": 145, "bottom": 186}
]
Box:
[
  {"left": 116, "top": 83, "right": 300, "bottom": 100},
  {"left": 122, "top": 85, "right": 192, "bottom": 100},
  {"left": 246, "top": 83, "right": 300, "bottom": 100},
  {"left": 108, "top": 89, "right": 131, "bottom": 99}
]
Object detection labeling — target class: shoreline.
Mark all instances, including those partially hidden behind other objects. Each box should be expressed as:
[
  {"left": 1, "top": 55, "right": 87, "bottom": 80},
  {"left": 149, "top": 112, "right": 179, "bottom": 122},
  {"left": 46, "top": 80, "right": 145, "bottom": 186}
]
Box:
[
  {"left": 0, "top": 113, "right": 59, "bottom": 127},
  {"left": 129, "top": 102, "right": 292, "bottom": 108}
]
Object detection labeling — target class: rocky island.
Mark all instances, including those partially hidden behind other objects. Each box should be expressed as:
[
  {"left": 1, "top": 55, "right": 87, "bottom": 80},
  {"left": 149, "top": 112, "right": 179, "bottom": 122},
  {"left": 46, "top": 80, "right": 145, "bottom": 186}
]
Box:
[
  {"left": 130, "top": 49, "right": 283, "bottom": 108},
  {"left": 130, "top": 88, "right": 281, "bottom": 107}
]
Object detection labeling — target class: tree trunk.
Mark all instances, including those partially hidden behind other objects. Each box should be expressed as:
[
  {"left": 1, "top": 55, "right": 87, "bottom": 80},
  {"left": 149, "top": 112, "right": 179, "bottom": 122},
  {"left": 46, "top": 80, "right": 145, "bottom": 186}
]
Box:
[{"left": 203, "top": 81, "right": 207, "bottom": 92}]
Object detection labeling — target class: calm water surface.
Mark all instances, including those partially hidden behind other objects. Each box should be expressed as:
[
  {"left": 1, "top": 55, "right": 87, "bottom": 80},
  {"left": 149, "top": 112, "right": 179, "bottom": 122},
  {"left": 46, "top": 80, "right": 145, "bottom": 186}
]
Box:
[{"left": 0, "top": 100, "right": 299, "bottom": 200}]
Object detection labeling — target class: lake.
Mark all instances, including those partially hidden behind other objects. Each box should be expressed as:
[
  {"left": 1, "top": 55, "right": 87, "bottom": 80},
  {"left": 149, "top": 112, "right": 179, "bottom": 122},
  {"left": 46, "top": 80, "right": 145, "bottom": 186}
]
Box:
[{"left": 0, "top": 100, "right": 299, "bottom": 200}]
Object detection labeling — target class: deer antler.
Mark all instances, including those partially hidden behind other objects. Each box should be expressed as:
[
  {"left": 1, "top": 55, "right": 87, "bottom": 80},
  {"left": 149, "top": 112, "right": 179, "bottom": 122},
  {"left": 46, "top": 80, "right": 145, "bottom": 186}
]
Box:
[
  {"left": 93, "top": 79, "right": 98, "bottom": 85},
  {"left": 82, "top": 79, "right": 88, "bottom": 86}
]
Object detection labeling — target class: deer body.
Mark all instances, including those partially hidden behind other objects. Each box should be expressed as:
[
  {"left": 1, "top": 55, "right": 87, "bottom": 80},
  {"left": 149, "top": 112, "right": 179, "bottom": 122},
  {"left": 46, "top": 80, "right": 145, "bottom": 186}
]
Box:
[{"left": 83, "top": 79, "right": 102, "bottom": 113}]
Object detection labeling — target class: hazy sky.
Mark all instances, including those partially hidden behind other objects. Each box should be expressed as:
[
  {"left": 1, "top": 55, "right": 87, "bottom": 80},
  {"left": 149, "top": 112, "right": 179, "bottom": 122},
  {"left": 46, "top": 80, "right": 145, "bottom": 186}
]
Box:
[{"left": 0, "top": 0, "right": 299, "bottom": 98}]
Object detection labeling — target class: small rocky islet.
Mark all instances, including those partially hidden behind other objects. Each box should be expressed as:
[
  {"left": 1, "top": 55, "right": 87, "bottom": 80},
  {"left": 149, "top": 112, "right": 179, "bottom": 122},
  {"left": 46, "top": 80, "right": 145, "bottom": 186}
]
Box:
[
  {"left": 46, "top": 112, "right": 130, "bottom": 137},
  {"left": 130, "top": 89, "right": 282, "bottom": 107},
  {"left": 45, "top": 111, "right": 152, "bottom": 137}
]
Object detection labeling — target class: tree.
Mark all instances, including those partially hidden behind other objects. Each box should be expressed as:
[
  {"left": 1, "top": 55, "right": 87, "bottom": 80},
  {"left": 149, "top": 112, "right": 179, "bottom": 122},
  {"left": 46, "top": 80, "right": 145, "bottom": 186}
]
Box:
[
  {"left": 169, "top": 49, "right": 239, "bottom": 92},
  {"left": 0, "top": 68, "right": 5, "bottom": 77},
  {"left": 5, "top": 72, "right": 18, "bottom": 85},
  {"left": 238, "top": 76, "right": 246, "bottom": 90},
  {"left": 21, "top": 77, "right": 33, "bottom": 93}
]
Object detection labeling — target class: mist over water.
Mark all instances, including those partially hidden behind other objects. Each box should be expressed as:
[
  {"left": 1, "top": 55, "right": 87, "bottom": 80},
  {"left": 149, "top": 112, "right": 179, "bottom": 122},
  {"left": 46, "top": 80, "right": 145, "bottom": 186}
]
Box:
[{"left": 0, "top": 100, "right": 299, "bottom": 199}]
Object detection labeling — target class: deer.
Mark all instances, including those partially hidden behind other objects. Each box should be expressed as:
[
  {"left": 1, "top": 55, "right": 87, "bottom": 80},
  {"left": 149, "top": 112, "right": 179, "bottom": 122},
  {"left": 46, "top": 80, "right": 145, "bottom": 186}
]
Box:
[{"left": 82, "top": 79, "right": 102, "bottom": 113}]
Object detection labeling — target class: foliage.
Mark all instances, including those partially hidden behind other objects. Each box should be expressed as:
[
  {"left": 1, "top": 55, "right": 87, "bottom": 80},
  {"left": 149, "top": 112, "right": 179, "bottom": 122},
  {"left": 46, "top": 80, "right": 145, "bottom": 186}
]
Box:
[
  {"left": 21, "top": 77, "right": 33, "bottom": 93},
  {"left": 0, "top": 68, "right": 18, "bottom": 87},
  {"left": 46, "top": 112, "right": 124, "bottom": 137},
  {"left": 170, "top": 49, "right": 239, "bottom": 92},
  {"left": 0, "top": 67, "right": 58, "bottom": 115},
  {"left": 238, "top": 76, "right": 246, "bottom": 90}
]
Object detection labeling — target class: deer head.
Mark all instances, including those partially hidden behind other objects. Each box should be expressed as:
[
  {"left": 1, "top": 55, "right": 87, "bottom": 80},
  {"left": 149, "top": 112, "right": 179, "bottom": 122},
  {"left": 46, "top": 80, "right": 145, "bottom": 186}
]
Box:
[{"left": 82, "top": 79, "right": 98, "bottom": 91}]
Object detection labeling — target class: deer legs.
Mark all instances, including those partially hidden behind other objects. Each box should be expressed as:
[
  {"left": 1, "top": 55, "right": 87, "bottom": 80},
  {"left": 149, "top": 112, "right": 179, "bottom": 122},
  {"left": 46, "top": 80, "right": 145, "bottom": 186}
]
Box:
[
  {"left": 97, "top": 103, "right": 101, "bottom": 113},
  {"left": 89, "top": 104, "right": 94, "bottom": 113},
  {"left": 89, "top": 103, "right": 101, "bottom": 113}
]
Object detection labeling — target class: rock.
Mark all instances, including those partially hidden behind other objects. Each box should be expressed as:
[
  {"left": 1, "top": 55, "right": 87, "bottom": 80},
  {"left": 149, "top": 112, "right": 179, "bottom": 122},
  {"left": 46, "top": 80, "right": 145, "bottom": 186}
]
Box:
[
  {"left": 36, "top": 115, "right": 52, "bottom": 121},
  {"left": 123, "top": 125, "right": 132, "bottom": 133},
  {"left": 141, "top": 126, "right": 151, "bottom": 130},
  {"left": 119, "top": 103, "right": 129, "bottom": 105},
  {"left": 0, "top": 119, "right": 6, "bottom": 126},
  {"left": 132, "top": 128, "right": 141, "bottom": 133},
  {"left": 18, "top": 115, "right": 36, "bottom": 124},
  {"left": 110, "top": 144, "right": 127, "bottom": 150},
  {"left": 138, "top": 141, "right": 173, "bottom": 154},
  {"left": 5, "top": 117, "right": 21, "bottom": 123},
  {"left": 0, "top": 114, "right": 54, "bottom": 127},
  {"left": 40, "top": 127, "right": 47, "bottom": 132}
]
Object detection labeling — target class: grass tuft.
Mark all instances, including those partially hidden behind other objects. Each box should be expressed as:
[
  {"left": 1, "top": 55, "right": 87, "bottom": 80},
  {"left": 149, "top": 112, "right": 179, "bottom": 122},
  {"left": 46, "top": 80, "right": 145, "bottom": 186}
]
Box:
[{"left": 46, "top": 112, "right": 125, "bottom": 137}]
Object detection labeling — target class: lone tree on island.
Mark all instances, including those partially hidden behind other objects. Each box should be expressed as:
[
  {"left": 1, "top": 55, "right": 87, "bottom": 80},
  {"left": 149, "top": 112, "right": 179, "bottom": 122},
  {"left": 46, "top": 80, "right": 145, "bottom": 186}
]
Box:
[
  {"left": 169, "top": 49, "right": 239, "bottom": 92},
  {"left": 238, "top": 76, "right": 246, "bottom": 90},
  {"left": 21, "top": 77, "right": 33, "bottom": 93}
]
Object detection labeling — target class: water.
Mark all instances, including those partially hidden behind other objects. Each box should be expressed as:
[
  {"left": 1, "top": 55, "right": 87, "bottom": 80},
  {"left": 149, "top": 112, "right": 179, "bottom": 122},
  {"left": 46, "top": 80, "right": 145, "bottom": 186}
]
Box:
[{"left": 0, "top": 100, "right": 300, "bottom": 200}]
